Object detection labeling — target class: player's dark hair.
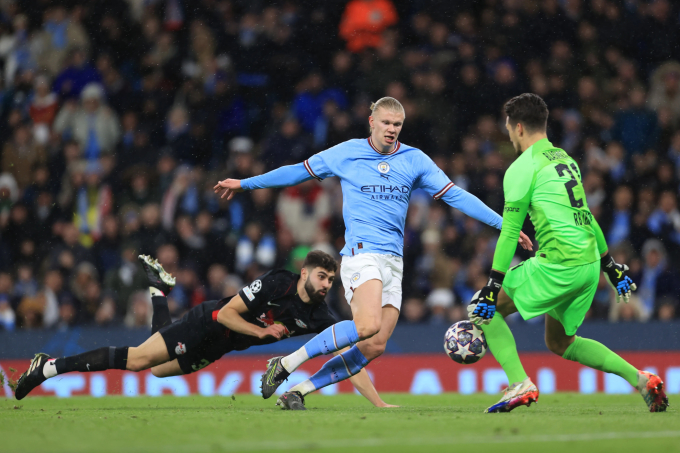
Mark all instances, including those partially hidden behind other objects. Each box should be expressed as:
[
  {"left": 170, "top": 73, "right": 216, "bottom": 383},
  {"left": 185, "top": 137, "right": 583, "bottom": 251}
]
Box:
[
  {"left": 504, "top": 93, "right": 549, "bottom": 133},
  {"left": 303, "top": 250, "right": 338, "bottom": 274}
]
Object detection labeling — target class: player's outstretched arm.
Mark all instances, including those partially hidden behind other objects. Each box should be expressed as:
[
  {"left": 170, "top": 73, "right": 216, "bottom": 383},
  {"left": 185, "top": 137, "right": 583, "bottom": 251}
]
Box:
[
  {"left": 216, "top": 295, "right": 288, "bottom": 340},
  {"left": 334, "top": 348, "right": 398, "bottom": 407},
  {"left": 214, "top": 161, "right": 322, "bottom": 199},
  {"left": 416, "top": 155, "right": 532, "bottom": 250}
]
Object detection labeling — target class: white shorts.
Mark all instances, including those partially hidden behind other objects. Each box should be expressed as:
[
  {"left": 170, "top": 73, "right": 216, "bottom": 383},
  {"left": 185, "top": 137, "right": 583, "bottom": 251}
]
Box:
[{"left": 340, "top": 253, "right": 403, "bottom": 311}]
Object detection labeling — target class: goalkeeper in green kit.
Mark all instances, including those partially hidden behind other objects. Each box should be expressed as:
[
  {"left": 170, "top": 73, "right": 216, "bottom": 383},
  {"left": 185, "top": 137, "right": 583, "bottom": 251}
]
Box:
[{"left": 468, "top": 93, "right": 669, "bottom": 413}]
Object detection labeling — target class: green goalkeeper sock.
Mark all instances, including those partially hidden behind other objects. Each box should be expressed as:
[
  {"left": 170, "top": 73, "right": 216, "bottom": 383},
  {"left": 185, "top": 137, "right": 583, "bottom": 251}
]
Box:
[
  {"left": 481, "top": 314, "right": 528, "bottom": 384},
  {"left": 562, "top": 336, "right": 638, "bottom": 387}
]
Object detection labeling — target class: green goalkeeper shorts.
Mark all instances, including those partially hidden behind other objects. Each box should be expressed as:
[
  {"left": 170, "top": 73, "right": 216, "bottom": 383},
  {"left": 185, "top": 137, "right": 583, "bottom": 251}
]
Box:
[{"left": 502, "top": 257, "right": 600, "bottom": 336}]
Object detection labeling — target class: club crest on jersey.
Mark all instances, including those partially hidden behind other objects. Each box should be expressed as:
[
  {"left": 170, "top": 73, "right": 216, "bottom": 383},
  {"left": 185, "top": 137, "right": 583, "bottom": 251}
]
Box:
[
  {"left": 351, "top": 272, "right": 361, "bottom": 283},
  {"left": 295, "top": 319, "right": 308, "bottom": 329},
  {"left": 377, "top": 162, "right": 390, "bottom": 174},
  {"left": 175, "top": 342, "right": 187, "bottom": 355},
  {"left": 250, "top": 280, "right": 262, "bottom": 293}
]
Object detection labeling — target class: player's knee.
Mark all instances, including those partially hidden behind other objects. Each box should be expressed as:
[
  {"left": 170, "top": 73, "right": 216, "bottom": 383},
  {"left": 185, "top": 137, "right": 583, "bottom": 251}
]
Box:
[
  {"left": 361, "top": 342, "right": 386, "bottom": 361},
  {"left": 126, "top": 354, "right": 152, "bottom": 372},
  {"left": 150, "top": 366, "right": 164, "bottom": 377},
  {"left": 356, "top": 320, "right": 381, "bottom": 340},
  {"left": 545, "top": 337, "right": 569, "bottom": 357}
]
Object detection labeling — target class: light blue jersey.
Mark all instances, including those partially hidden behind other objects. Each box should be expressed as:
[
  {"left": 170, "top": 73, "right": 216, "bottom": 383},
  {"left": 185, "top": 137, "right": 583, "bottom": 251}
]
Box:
[{"left": 241, "top": 138, "right": 503, "bottom": 257}]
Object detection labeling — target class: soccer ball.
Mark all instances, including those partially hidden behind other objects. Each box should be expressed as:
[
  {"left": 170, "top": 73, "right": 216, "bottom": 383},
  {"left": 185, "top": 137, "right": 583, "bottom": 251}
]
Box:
[{"left": 444, "top": 321, "right": 487, "bottom": 364}]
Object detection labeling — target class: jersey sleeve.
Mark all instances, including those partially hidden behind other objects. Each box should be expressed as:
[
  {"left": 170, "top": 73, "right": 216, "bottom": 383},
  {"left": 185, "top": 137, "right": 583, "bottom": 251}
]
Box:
[
  {"left": 492, "top": 162, "right": 535, "bottom": 273},
  {"left": 241, "top": 147, "right": 337, "bottom": 189},
  {"left": 240, "top": 163, "right": 314, "bottom": 190},
  {"left": 238, "top": 271, "right": 291, "bottom": 314},
  {"left": 305, "top": 148, "right": 337, "bottom": 181},
  {"left": 415, "top": 153, "right": 503, "bottom": 229}
]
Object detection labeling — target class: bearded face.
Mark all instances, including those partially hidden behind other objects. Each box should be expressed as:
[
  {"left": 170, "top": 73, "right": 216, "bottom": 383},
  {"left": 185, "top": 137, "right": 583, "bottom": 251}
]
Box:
[{"left": 304, "top": 277, "right": 327, "bottom": 303}]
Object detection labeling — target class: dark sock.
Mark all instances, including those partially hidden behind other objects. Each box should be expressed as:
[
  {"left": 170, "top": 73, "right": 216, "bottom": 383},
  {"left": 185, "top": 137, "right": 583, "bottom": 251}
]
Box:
[
  {"left": 151, "top": 296, "right": 172, "bottom": 334},
  {"left": 54, "top": 346, "right": 129, "bottom": 374}
]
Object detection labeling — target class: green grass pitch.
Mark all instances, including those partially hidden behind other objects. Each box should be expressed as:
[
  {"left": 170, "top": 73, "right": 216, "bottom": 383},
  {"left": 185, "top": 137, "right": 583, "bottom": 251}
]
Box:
[{"left": 1, "top": 394, "right": 678, "bottom": 453}]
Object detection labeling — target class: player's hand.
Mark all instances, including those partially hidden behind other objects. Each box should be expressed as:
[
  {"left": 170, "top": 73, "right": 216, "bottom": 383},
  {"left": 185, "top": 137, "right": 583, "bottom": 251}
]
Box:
[
  {"left": 468, "top": 271, "right": 504, "bottom": 325},
  {"left": 601, "top": 253, "right": 637, "bottom": 303},
  {"left": 213, "top": 178, "right": 243, "bottom": 200},
  {"left": 259, "top": 324, "right": 289, "bottom": 340},
  {"left": 518, "top": 231, "right": 533, "bottom": 251}
]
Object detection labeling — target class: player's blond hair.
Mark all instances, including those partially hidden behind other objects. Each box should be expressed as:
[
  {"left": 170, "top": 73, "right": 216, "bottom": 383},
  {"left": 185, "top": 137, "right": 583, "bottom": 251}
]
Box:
[{"left": 370, "top": 97, "right": 405, "bottom": 117}]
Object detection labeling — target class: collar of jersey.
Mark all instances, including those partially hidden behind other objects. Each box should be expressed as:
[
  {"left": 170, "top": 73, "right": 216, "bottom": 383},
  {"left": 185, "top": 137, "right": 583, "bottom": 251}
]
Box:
[
  {"left": 524, "top": 138, "right": 553, "bottom": 155},
  {"left": 367, "top": 137, "right": 401, "bottom": 155}
]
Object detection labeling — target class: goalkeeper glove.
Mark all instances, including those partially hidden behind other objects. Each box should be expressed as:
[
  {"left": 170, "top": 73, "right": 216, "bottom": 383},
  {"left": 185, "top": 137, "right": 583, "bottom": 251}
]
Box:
[
  {"left": 467, "top": 270, "right": 504, "bottom": 325},
  {"left": 601, "top": 253, "right": 637, "bottom": 303}
]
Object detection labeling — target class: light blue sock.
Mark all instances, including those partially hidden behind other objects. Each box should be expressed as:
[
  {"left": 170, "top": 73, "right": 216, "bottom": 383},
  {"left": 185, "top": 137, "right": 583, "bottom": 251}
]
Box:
[
  {"left": 303, "top": 320, "right": 359, "bottom": 358},
  {"left": 308, "top": 345, "right": 369, "bottom": 390}
]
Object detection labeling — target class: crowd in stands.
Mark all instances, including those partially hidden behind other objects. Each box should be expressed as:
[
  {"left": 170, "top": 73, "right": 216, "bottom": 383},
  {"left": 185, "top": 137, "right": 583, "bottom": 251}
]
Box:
[{"left": 0, "top": 0, "right": 679, "bottom": 331}]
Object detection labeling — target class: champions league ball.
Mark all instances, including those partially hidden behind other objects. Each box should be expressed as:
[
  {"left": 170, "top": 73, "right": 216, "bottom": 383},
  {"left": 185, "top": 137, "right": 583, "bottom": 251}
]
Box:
[{"left": 444, "top": 321, "right": 488, "bottom": 364}]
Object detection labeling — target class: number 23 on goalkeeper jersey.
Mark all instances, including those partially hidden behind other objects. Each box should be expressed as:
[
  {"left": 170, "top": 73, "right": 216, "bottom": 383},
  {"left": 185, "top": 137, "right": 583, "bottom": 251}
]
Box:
[{"left": 492, "top": 138, "right": 600, "bottom": 274}]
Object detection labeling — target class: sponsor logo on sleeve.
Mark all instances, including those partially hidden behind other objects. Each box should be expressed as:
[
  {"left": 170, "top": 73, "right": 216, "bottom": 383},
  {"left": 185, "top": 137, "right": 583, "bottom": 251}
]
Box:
[
  {"left": 250, "top": 280, "right": 262, "bottom": 293},
  {"left": 243, "top": 286, "right": 255, "bottom": 301},
  {"left": 295, "top": 319, "right": 308, "bottom": 329}
]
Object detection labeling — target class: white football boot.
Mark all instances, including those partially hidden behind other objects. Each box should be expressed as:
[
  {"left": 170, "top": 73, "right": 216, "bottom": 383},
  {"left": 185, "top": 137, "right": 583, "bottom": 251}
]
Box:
[{"left": 485, "top": 377, "right": 539, "bottom": 413}]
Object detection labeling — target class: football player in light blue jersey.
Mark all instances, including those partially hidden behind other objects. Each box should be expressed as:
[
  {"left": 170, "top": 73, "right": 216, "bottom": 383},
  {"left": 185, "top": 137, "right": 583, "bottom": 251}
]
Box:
[{"left": 214, "top": 97, "right": 532, "bottom": 409}]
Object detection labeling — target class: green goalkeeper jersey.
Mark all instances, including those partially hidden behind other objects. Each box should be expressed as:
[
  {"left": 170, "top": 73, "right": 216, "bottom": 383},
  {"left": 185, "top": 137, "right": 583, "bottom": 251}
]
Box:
[{"left": 492, "top": 138, "right": 608, "bottom": 273}]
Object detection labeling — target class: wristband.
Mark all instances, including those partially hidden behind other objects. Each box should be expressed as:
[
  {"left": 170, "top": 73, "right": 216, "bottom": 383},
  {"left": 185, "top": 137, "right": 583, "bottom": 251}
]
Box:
[
  {"left": 601, "top": 253, "right": 614, "bottom": 270},
  {"left": 489, "top": 270, "right": 505, "bottom": 284}
]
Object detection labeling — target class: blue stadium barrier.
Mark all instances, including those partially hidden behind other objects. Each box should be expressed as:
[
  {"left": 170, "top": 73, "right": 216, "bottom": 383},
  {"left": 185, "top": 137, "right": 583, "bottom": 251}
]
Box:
[{"left": 1, "top": 321, "right": 679, "bottom": 359}]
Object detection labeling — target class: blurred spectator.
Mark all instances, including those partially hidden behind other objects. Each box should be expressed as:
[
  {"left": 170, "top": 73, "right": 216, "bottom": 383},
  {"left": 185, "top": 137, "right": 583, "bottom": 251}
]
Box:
[
  {"left": 29, "top": 75, "right": 59, "bottom": 141},
  {"left": 426, "top": 288, "right": 456, "bottom": 325},
  {"left": 103, "top": 242, "right": 147, "bottom": 318},
  {"left": 52, "top": 47, "right": 100, "bottom": 99},
  {"left": 34, "top": 6, "right": 90, "bottom": 76},
  {"left": 165, "top": 105, "right": 194, "bottom": 165},
  {"left": 649, "top": 61, "right": 680, "bottom": 126},
  {"left": 0, "top": 15, "right": 35, "bottom": 85},
  {"left": 119, "top": 166, "right": 160, "bottom": 208},
  {"left": 42, "top": 269, "right": 70, "bottom": 327},
  {"left": 235, "top": 222, "right": 276, "bottom": 273},
  {"left": 2, "top": 122, "right": 46, "bottom": 188},
  {"left": 0, "top": 273, "right": 15, "bottom": 330},
  {"left": 276, "top": 179, "right": 330, "bottom": 245},
  {"left": 655, "top": 295, "right": 678, "bottom": 321},
  {"left": 124, "top": 290, "right": 151, "bottom": 328},
  {"left": 402, "top": 297, "right": 427, "bottom": 324},
  {"left": 647, "top": 190, "right": 680, "bottom": 246},
  {"left": 606, "top": 186, "right": 634, "bottom": 247},
  {"left": 634, "top": 239, "right": 679, "bottom": 321},
  {"left": 53, "top": 83, "right": 121, "bottom": 159},
  {"left": 339, "top": 0, "right": 398, "bottom": 53},
  {"left": 137, "top": 203, "right": 171, "bottom": 256},
  {"left": 71, "top": 161, "right": 113, "bottom": 247},
  {"left": 609, "top": 294, "right": 645, "bottom": 322},
  {"left": 206, "top": 263, "right": 229, "bottom": 301},
  {"left": 261, "top": 118, "right": 312, "bottom": 169},
  {"left": 610, "top": 86, "right": 659, "bottom": 155},
  {"left": 293, "top": 73, "right": 348, "bottom": 134}
]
